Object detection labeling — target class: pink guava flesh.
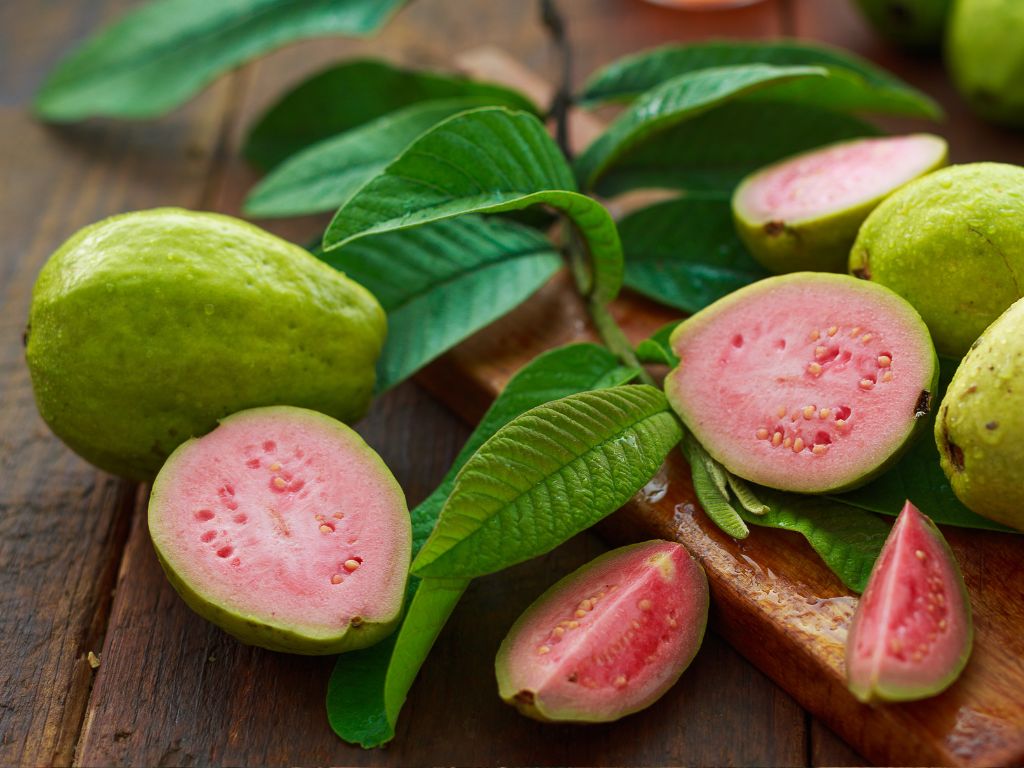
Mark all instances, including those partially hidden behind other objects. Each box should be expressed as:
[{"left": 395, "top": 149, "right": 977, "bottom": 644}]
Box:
[
  {"left": 495, "top": 540, "right": 708, "bottom": 723},
  {"left": 733, "top": 134, "right": 947, "bottom": 225},
  {"left": 665, "top": 273, "right": 937, "bottom": 493},
  {"left": 148, "top": 406, "right": 410, "bottom": 653},
  {"left": 846, "top": 501, "right": 972, "bottom": 703}
]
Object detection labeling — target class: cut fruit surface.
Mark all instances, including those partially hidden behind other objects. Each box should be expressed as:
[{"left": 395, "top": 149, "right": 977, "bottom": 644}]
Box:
[
  {"left": 732, "top": 134, "right": 947, "bottom": 273},
  {"left": 496, "top": 540, "right": 708, "bottom": 723},
  {"left": 665, "top": 273, "right": 937, "bottom": 493},
  {"left": 846, "top": 501, "right": 972, "bottom": 702},
  {"left": 148, "top": 405, "right": 410, "bottom": 655}
]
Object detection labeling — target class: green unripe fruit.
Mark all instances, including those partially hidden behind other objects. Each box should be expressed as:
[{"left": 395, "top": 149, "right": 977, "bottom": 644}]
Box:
[
  {"left": 936, "top": 297, "right": 1024, "bottom": 531},
  {"left": 26, "top": 208, "right": 386, "bottom": 480},
  {"left": 947, "top": 0, "right": 1024, "bottom": 127},
  {"left": 855, "top": 0, "right": 952, "bottom": 50},
  {"left": 849, "top": 163, "right": 1024, "bottom": 358}
]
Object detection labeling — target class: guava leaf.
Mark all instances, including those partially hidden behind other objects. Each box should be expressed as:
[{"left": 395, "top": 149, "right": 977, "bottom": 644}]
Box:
[
  {"left": 411, "top": 385, "right": 684, "bottom": 580},
  {"left": 620, "top": 197, "right": 769, "bottom": 313},
  {"left": 245, "top": 100, "right": 492, "bottom": 217},
  {"left": 579, "top": 40, "right": 941, "bottom": 119},
  {"left": 573, "top": 64, "right": 829, "bottom": 192},
  {"left": 680, "top": 434, "right": 750, "bottom": 540},
  {"left": 742, "top": 489, "right": 891, "bottom": 594},
  {"left": 244, "top": 60, "right": 537, "bottom": 169},
  {"left": 320, "top": 216, "right": 561, "bottom": 393},
  {"left": 322, "top": 107, "right": 624, "bottom": 303},
  {"left": 635, "top": 321, "right": 682, "bottom": 367},
  {"left": 592, "top": 101, "right": 879, "bottom": 198},
  {"left": 327, "top": 343, "right": 638, "bottom": 748},
  {"left": 834, "top": 357, "right": 1018, "bottom": 533},
  {"left": 34, "top": 0, "right": 408, "bottom": 122}
]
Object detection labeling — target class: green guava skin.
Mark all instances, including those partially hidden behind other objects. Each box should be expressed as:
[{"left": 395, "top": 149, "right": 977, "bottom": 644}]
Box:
[
  {"left": 855, "top": 0, "right": 952, "bottom": 50},
  {"left": 149, "top": 406, "right": 410, "bottom": 655},
  {"left": 26, "top": 208, "right": 386, "bottom": 480},
  {"left": 732, "top": 138, "right": 947, "bottom": 275},
  {"left": 936, "top": 297, "right": 1024, "bottom": 531},
  {"left": 849, "top": 163, "right": 1024, "bottom": 358},
  {"left": 947, "top": 0, "right": 1024, "bottom": 127}
]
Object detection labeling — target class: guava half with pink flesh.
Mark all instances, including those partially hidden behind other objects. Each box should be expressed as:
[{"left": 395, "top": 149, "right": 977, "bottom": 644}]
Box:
[
  {"left": 148, "top": 405, "right": 411, "bottom": 655},
  {"left": 665, "top": 273, "right": 938, "bottom": 493},
  {"left": 846, "top": 500, "right": 972, "bottom": 703},
  {"left": 732, "top": 134, "right": 947, "bottom": 274},
  {"left": 495, "top": 540, "right": 708, "bottom": 723}
]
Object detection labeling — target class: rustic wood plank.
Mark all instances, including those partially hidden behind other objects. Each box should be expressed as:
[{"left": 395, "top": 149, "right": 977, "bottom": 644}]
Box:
[
  {"left": 811, "top": 719, "right": 866, "bottom": 767},
  {"left": 0, "top": 2, "right": 241, "bottom": 765}
]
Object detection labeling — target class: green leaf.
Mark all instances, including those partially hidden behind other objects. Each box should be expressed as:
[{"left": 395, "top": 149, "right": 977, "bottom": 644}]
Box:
[
  {"left": 742, "top": 489, "right": 891, "bottom": 594},
  {"left": 412, "top": 385, "right": 683, "bottom": 580},
  {"left": 320, "top": 216, "right": 562, "bottom": 393},
  {"left": 327, "top": 343, "right": 637, "bottom": 748},
  {"left": 579, "top": 40, "right": 940, "bottom": 119},
  {"left": 34, "top": 0, "right": 408, "bottom": 122},
  {"left": 679, "top": 433, "right": 749, "bottom": 539},
  {"left": 244, "top": 59, "right": 537, "bottom": 169},
  {"left": 245, "top": 100, "right": 489, "bottom": 217},
  {"left": 620, "top": 197, "right": 770, "bottom": 313},
  {"left": 635, "top": 321, "right": 681, "bottom": 367},
  {"left": 834, "top": 357, "right": 1018, "bottom": 533},
  {"left": 322, "top": 106, "right": 624, "bottom": 303},
  {"left": 573, "top": 64, "right": 829, "bottom": 192},
  {"left": 593, "top": 101, "right": 879, "bottom": 198}
]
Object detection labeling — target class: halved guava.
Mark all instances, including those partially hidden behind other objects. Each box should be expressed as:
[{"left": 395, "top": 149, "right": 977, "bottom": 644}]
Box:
[
  {"left": 665, "top": 273, "right": 938, "bottom": 493},
  {"left": 495, "top": 540, "right": 708, "bottom": 723},
  {"left": 846, "top": 500, "right": 973, "bottom": 703},
  {"left": 732, "top": 134, "right": 947, "bottom": 274},
  {"left": 148, "top": 405, "right": 411, "bottom": 655}
]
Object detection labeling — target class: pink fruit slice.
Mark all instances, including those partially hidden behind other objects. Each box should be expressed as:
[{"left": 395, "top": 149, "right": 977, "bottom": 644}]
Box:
[
  {"left": 732, "top": 134, "right": 947, "bottom": 273},
  {"left": 495, "top": 540, "right": 708, "bottom": 723},
  {"left": 665, "top": 272, "right": 938, "bottom": 493},
  {"left": 846, "top": 501, "right": 972, "bottom": 702},
  {"left": 148, "top": 405, "right": 410, "bottom": 655}
]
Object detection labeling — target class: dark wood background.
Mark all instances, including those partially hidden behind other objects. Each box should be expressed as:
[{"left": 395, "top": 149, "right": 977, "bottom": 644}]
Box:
[{"left": 2, "top": 1, "right": 1021, "bottom": 765}]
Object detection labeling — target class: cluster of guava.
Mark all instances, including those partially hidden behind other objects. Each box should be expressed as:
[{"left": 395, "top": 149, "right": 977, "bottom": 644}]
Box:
[
  {"left": 26, "top": 208, "right": 710, "bottom": 724},
  {"left": 855, "top": 0, "right": 1024, "bottom": 128}
]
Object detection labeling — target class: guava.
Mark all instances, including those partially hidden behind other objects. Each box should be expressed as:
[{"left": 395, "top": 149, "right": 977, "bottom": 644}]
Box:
[
  {"left": 26, "top": 208, "right": 386, "bottom": 480},
  {"left": 664, "top": 272, "right": 938, "bottom": 493},
  {"left": 849, "top": 163, "right": 1024, "bottom": 358},
  {"left": 947, "top": 0, "right": 1024, "bottom": 127},
  {"left": 732, "top": 134, "right": 947, "bottom": 275},
  {"left": 148, "top": 405, "right": 411, "bottom": 654},
  {"left": 854, "top": 0, "right": 952, "bottom": 49},
  {"left": 495, "top": 540, "right": 708, "bottom": 723},
  {"left": 935, "top": 297, "right": 1024, "bottom": 531},
  {"left": 846, "top": 500, "right": 972, "bottom": 702}
]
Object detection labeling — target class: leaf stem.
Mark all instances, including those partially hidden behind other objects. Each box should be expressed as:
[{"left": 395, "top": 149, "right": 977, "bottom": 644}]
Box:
[
  {"left": 540, "top": 0, "right": 573, "bottom": 160},
  {"left": 589, "top": 298, "right": 655, "bottom": 386}
]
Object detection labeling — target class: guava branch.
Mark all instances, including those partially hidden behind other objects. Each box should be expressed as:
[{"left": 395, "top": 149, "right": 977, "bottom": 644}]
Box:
[{"left": 540, "top": 0, "right": 573, "bottom": 159}]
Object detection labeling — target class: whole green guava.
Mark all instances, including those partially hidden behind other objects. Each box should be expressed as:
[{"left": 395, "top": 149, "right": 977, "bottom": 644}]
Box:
[
  {"left": 26, "top": 208, "right": 386, "bottom": 480},
  {"left": 855, "top": 0, "right": 952, "bottom": 50},
  {"left": 936, "top": 297, "right": 1024, "bottom": 531},
  {"left": 947, "top": 0, "right": 1024, "bottom": 127},
  {"left": 849, "top": 163, "right": 1024, "bottom": 358}
]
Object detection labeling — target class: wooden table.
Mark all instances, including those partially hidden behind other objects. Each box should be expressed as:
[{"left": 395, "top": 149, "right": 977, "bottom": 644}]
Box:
[{"left": 3, "top": 1, "right": 1022, "bottom": 765}]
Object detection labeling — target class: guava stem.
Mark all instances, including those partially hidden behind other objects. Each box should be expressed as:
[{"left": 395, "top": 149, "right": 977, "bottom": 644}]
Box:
[{"left": 539, "top": 0, "right": 572, "bottom": 160}]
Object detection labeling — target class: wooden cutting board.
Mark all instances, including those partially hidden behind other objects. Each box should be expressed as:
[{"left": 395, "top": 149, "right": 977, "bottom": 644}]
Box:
[{"left": 415, "top": 49, "right": 1024, "bottom": 768}]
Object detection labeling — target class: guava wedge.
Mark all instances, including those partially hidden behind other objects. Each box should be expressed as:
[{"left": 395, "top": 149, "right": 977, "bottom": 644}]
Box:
[
  {"left": 850, "top": 162, "right": 1024, "bottom": 357},
  {"left": 26, "top": 208, "right": 385, "bottom": 480},
  {"left": 665, "top": 273, "right": 938, "bottom": 493},
  {"left": 732, "top": 134, "right": 947, "bottom": 274},
  {"left": 148, "top": 405, "right": 411, "bottom": 655},
  {"left": 846, "top": 500, "right": 972, "bottom": 703},
  {"left": 495, "top": 540, "right": 708, "bottom": 723},
  {"left": 936, "top": 296, "right": 1024, "bottom": 531},
  {"left": 947, "top": 0, "right": 1024, "bottom": 127}
]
